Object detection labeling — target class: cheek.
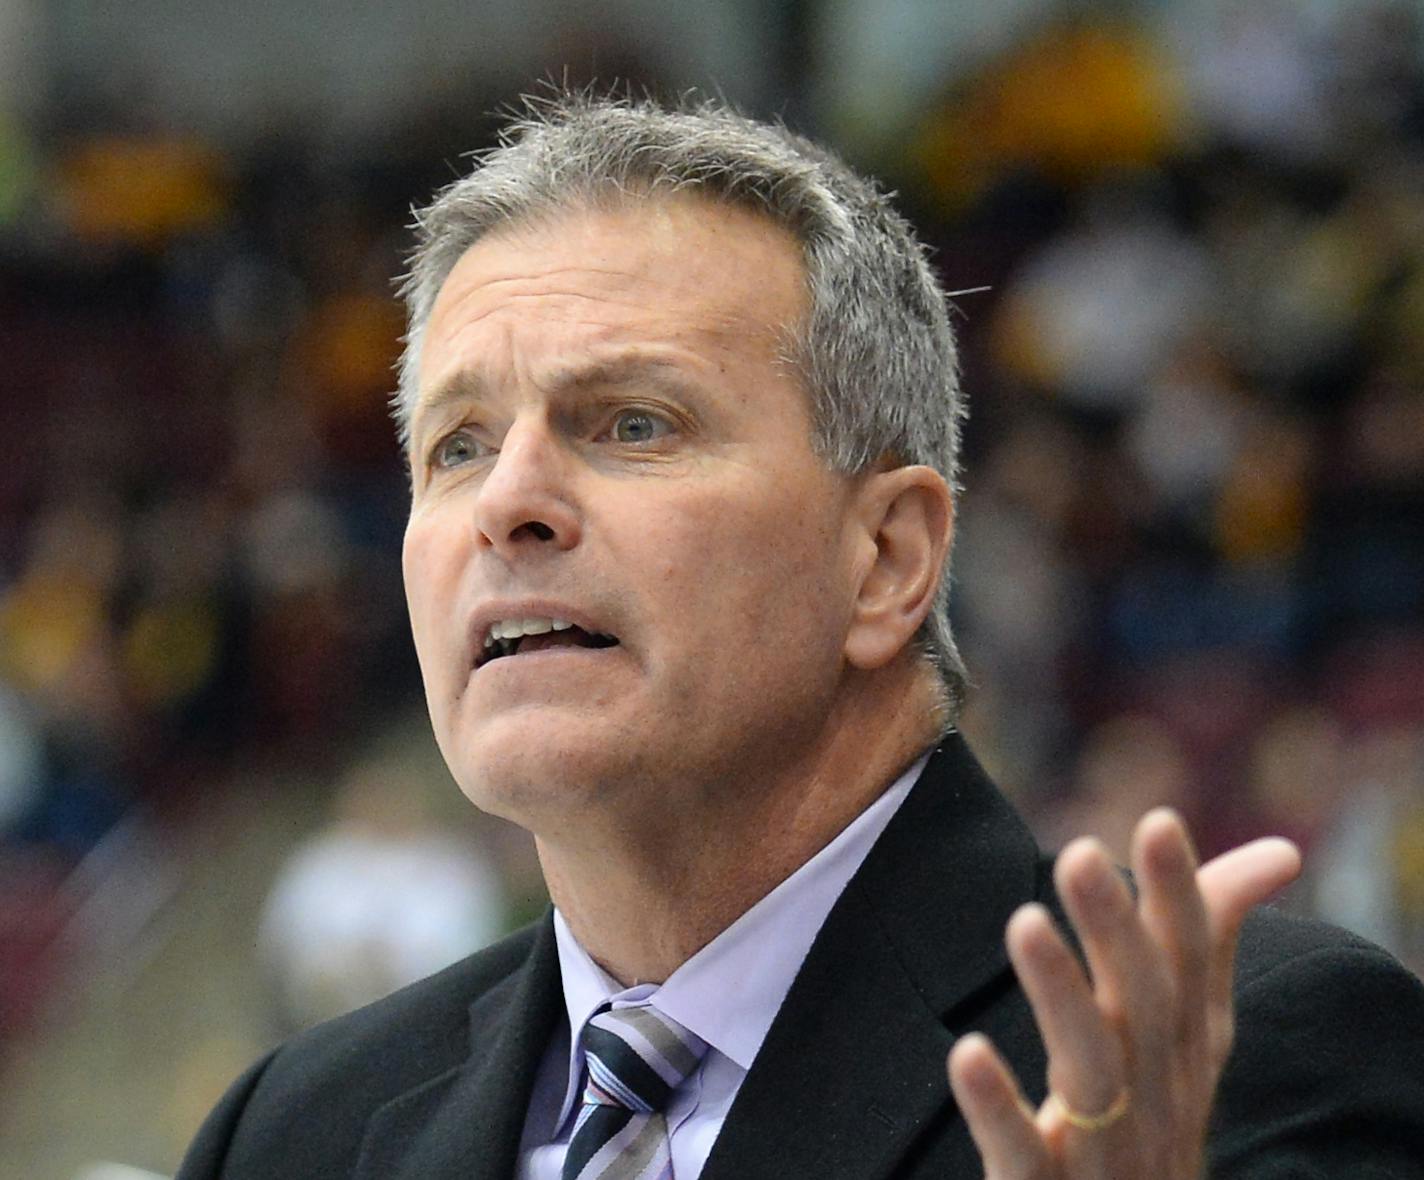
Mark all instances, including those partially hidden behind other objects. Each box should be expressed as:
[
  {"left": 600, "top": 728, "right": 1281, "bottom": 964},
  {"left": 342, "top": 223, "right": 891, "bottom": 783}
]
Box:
[
  {"left": 401, "top": 525, "right": 432, "bottom": 632},
  {"left": 640, "top": 487, "right": 846, "bottom": 656},
  {"left": 402, "top": 517, "right": 463, "bottom": 669}
]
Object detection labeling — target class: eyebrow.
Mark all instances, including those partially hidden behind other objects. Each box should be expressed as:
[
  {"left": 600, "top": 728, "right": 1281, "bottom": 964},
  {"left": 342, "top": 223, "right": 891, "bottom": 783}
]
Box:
[
  {"left": 410, "top": 353, "right": 700, "bottom": 442},
  {"left": 410, "top": 370, "right": 492, "bottom": 440}
]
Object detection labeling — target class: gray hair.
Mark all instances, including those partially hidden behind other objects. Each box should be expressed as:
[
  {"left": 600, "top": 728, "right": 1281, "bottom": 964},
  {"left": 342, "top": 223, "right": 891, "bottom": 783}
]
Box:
[{"left": 395, "top": 92, "right": 969, "bottom": 717}]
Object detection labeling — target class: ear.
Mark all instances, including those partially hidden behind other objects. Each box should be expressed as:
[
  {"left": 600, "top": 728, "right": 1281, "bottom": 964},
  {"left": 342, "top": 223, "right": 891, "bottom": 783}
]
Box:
[{"left": 843, "top": 465, "right": 955, "bottom": 671}]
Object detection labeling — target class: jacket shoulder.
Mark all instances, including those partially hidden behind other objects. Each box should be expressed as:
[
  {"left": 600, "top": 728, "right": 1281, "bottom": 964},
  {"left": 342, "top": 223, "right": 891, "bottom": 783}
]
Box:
[
  {"left": 176, "top": 919, "right": 548, "bottom": 1179},
  {"left": 1212, "top": 906, "right": 1424, "bottom": 1177},
  {"left": 272, "top": 917, "right": 543, "bottom": 1079}
]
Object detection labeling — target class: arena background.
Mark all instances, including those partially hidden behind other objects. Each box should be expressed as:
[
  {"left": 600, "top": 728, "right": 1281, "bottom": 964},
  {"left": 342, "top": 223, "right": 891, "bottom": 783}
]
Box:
[{"left": 2, "top": 1, "right": 1423, "bottom": 1176}]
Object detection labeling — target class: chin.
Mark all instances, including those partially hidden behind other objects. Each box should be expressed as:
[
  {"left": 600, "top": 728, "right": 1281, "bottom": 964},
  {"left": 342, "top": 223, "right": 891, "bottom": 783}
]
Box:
[{"left": 441, "top": 719, "right": 636, "bottom": 826}]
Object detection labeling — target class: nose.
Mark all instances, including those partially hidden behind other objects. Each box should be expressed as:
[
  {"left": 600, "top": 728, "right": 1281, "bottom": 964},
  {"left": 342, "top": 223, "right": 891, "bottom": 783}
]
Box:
[{"left": 470, "top": 416, "right": 582, "bottom": 556}]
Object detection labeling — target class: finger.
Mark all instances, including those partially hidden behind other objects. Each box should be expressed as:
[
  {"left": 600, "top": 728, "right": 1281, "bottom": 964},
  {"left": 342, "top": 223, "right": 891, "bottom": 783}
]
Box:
[
  {"left": 1006, "top": 903, "right": 1126, "bottom": 1117},
  {"left": 948, "top": 1032, "right": 1054, "bottom": 1180},
  {"left": 1132, "top": 810, "right": 1209, "bottom": 1047},
  {"left": 1055, "top": 839, "right": 1169, "bottom": 1064},
  {"left": 1197, "top": 837, "right": 1301, "bottom": 1014}
]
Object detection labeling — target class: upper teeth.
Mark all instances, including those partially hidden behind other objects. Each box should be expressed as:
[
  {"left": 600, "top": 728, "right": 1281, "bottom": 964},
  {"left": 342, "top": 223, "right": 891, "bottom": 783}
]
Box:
[{"left": 485, "top": 618, "right": 573, "bottom": 647}]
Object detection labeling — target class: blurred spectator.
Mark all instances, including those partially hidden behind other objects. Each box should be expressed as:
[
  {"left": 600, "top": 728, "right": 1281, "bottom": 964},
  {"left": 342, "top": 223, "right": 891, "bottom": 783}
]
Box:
[
  {"left": 51, "top": 133, "right": 228, "bottom": 250},
  {"left": 1237, "top": 705, "right": 1346, "bottom": 855},
  {"left": 257, "top": 755, "right": 508, "bottom": 1032},
  {"left": 1183, "top": 1, "right": 1332, "bottom": 163},
  {"left": 913, "top": 9, "right": 1188, "bottom": 213},
  {"left": 991, "top": 181, "right": 1212, "bottom": 415},
  {"left": 1122, "top": 336, "right": 1246, "bottom": 520},
  {"left": 1037, "top": 712, "right": 1192, "bottom": 862},
  {"left": 1310, "top": 723, "right": 1424, "bottom": 975},
  {"left": 953, "top": 414, "right": 1091, "bottom": 785}
]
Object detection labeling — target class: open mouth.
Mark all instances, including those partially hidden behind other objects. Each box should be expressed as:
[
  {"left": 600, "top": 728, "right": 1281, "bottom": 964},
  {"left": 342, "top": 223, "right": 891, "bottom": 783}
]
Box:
[{"left": 476, "top": 619, "right": 620, "bottom": 669}]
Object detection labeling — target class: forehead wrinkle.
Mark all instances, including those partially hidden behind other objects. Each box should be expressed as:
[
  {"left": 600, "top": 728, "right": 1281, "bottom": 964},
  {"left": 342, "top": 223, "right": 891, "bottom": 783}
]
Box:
[
  {"left": 442, "top": 275, "right": 792, "bottom": 342},
  {"left": 433, "top": 224, "right": 803, "bottom": 333},
  {"left": 534, "top": 351, "right": 739, "bottom": 412},
  {"left": 422, "top": 289, "right": 784, "bottom": 399},
  {"left": 456, "top": 273, "right": 647, "bottom": 311},
  {"left": 426, "top": 288, "right": 795, "bottom": 391}
]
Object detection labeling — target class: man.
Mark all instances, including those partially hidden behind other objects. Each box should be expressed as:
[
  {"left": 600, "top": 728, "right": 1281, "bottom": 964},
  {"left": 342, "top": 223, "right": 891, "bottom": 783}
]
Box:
[{"left": 179, "top": 95, "right": 1424, "bottom": 1179}]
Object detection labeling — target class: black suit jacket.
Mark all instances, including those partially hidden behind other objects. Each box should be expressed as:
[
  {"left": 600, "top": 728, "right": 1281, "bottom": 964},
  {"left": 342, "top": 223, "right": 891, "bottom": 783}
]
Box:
[{"left": 178, "top": 736, "right": 1424, "bottom": 1178}]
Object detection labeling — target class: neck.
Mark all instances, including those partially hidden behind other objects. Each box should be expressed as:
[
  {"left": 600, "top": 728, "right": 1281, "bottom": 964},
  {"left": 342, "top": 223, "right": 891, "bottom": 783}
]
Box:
[{"left": 537, "top": 667, "right": 943, "bottom": 986}]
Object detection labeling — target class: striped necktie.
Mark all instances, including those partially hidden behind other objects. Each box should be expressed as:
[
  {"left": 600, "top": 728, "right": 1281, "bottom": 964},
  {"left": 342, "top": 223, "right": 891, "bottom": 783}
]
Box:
[{"left": 562, "top": 1002, "right": 709, "bottom": 1180}]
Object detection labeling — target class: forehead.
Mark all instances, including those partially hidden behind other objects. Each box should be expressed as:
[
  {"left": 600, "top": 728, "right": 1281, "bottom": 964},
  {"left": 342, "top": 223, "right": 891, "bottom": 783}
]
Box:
[{"left": 414, "top": 194, "right": 810, "bottom": 407}]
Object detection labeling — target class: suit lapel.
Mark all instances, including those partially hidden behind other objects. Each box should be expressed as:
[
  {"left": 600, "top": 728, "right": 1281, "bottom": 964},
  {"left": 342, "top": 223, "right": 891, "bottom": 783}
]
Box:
[
  {"left": 354, "top": 913, "right": 563, "bottom": 1180},
  {"left": 702, "top": 734, "right": 1043, "bottom": 1180}
]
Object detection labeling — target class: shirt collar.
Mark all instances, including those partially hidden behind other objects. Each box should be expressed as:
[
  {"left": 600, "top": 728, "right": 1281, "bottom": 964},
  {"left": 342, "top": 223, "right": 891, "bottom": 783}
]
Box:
[{"left": 551, "top": 752, "right": 928, "bottom": 1114}]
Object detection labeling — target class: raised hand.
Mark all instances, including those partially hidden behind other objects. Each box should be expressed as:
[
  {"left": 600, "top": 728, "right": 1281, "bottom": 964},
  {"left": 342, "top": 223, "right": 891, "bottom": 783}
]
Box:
[{"left": 947, "top": 808, "right": 1301, "bottom": 1178}]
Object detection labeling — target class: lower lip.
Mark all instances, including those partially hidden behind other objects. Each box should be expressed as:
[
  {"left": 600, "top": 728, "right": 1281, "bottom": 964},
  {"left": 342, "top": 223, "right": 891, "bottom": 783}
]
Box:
[{"left": 474, "top": 645, "right": 621, "bottom": 674}]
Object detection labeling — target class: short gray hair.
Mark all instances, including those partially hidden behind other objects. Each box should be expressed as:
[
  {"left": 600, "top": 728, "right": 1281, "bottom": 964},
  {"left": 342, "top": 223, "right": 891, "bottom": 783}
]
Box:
[{"left": 395, "top": 92, "right": 969, "bottom": 716}]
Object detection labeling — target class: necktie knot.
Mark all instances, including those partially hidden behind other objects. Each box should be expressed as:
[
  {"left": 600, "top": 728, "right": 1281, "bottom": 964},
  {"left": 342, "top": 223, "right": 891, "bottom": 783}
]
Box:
[
  {"left": 562, "top": 1002, "right": 708, "bottom": 1180},
  {"left": 579, "top": 1003, "right": 708, "bottom": 1114}
]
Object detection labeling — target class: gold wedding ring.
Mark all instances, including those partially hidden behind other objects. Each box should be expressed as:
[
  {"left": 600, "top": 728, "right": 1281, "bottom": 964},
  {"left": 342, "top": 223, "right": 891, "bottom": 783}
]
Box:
[{"left": 1045, "top": 1086, "right": 1131, "bottom": 1132}]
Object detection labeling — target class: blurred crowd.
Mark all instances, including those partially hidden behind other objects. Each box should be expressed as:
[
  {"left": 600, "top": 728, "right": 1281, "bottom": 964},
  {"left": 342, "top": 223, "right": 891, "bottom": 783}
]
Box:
[
  {"left": 898, "top": 2, "right": 1424, "bottom": 955},
  {"left": 1, "top": 0, "right": 1423, "bottom": 1073},
  {"left": 0, "top": 105, "right": 433, "bottom": 1050}
]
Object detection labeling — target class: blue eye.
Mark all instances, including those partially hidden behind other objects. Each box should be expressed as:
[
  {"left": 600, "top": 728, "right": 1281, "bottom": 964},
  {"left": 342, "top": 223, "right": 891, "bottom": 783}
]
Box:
[
  {"left": 434, "top": 429, "right": 486, "bottom": 468},
  {"left": 611, "top": 410, "right": 670, "bottom": 444}
]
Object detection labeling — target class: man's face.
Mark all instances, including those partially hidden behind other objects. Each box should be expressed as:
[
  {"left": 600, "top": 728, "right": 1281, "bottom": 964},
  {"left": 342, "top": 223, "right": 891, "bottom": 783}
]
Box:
[{"left": 402, "top": 196, "right": 865, "bottom": 834}]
